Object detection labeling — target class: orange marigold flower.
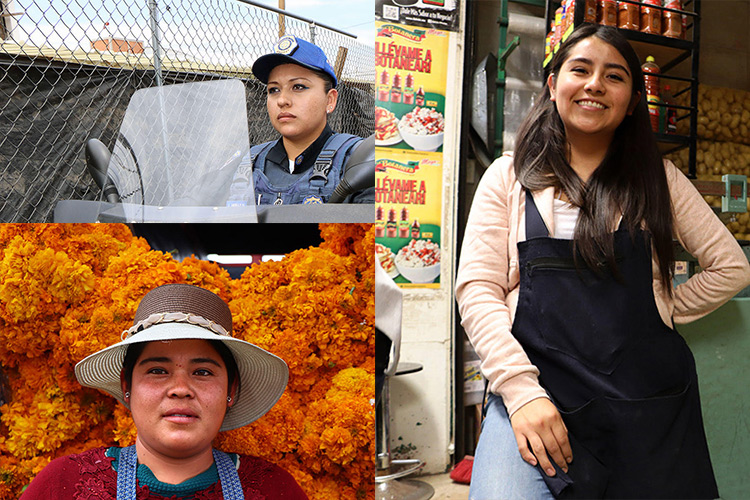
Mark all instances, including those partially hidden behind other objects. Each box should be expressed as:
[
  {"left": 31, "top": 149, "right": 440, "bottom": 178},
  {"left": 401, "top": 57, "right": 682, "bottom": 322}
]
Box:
[{"left": 0, "top": 223, "right": 375, "bottom": 500}]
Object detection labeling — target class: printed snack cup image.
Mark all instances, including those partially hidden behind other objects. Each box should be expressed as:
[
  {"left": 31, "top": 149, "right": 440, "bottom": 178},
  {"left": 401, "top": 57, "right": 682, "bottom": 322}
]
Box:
[
  {"left": 394, "top": 238, "right": 441, "bottom": 283},
  {"left": 397, "top": 106, "right": 445, "bottom": 152}
]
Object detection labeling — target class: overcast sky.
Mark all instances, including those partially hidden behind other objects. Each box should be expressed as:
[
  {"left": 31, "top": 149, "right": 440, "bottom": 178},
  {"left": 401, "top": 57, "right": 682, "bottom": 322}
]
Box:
[
  {"left": 250, "top": 0, "right": 375, "bottom": 46},
  {"left": 10, "top": 0, "right": 374, "bottom": 50},
  {"left": 9, "top": 0, "right": 374, "bottom": 76}
]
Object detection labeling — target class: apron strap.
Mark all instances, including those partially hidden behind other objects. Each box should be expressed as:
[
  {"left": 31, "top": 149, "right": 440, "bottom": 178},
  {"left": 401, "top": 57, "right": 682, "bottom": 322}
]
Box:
[
  {"left": 115, "top": 446, "right": 244, "bottom": 500},
  {"left": 524, "top": 190, "right": 550, "bottom": 239},
  {"left": 213, "top": 449, "right": 245, "bottom": 500},
  {"left": 116, "top": 445, "right": 138, "bottom": 500}
]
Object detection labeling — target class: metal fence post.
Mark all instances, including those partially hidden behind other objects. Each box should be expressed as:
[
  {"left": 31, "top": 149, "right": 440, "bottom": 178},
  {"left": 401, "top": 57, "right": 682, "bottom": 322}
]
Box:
[
  {"left": 148, "top": 0, "right": 163, "bottom": 87},
  {"left": 0, "top": 0, "right": 373, "bottom": 221}
]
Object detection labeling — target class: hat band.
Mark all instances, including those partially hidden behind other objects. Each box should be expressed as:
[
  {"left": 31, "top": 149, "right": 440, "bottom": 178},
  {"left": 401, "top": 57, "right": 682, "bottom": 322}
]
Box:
[{"left": 122, "top": 312, "right": 231, "bottom": 340}]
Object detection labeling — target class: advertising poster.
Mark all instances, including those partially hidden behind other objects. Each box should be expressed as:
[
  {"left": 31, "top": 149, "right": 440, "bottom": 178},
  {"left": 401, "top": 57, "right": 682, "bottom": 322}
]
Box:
[
  {"left": 375, "top": 148, "right": 442, "bottom": 288},
  {"left": 375, "top": 21, "right": 448, "bottom": 154},
  {"left": 376, "top": 0, "right": 460, "bottom": 32}
]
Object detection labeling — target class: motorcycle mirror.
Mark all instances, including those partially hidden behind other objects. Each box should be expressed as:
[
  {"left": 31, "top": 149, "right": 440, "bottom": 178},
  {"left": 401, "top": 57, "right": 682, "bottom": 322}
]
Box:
[
  {"left": 85, "top": 139, "right": 121, "bottom": 203},
  {"left": 328, "top": 134, "right": 375, "bottom": 203}
]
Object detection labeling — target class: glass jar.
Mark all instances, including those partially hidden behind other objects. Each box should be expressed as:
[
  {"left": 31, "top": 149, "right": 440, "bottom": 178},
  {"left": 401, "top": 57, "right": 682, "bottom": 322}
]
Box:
[
  {"left": 617, "top": 0, "right": 639, "bottom": 31},
  {"left": 597, "top": 0, "right": 617, "bottom": 27},
  {"left": 584, "top": 0, "right": 597, "bottom": 22},
  {"left": 662, "top": 0, "right": 683, "bottom": 39},
  {"left": 640, "top": 0, "right": 662, "bottom": 34}
]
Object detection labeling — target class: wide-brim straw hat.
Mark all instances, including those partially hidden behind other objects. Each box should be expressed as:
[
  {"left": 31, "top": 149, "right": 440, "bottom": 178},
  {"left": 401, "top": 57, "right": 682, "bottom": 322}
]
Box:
[{"left": 75, "top": 283, "right": 288, "bottom": 432}]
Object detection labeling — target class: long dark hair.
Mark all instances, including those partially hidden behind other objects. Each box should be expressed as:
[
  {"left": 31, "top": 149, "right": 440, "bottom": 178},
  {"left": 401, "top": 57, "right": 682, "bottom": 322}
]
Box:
[{"left": 514, "top": 24, "right": 673, "bottom": 291}]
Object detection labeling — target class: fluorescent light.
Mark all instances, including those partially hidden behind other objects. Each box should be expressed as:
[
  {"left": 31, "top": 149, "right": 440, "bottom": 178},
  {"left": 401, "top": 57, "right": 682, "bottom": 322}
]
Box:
[
  {"left": 206, "top": 254, "right": 285, "bottom": 264},
  {"left": 206, "top": 254, "right": 254, "bottom": 264}
]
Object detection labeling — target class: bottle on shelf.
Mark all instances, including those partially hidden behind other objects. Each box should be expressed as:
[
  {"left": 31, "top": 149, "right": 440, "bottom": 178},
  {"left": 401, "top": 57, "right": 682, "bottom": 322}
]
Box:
[
  {"left": 561, "top": 0, "right": 570, "bottom": 40},
  {"left": 642, "top": 56, "right": 661, "bottom": 96},
  {"left": 661, "top": 84, "right": 678, "bottom": 134},
  {"left": 641, "top": 56, "right": 661, "bottom": 133},
  {"left": 662, "top": 0, "right": 683, "bottom": 39},
  {"left": 640, "top": 0, "right": 662, "bottom": 35},
  {"left": 548, "top": 18, "right": 556, "bottom": 56},
  {"left": 597, "top": 0, "right": 617, "bottom": 27},
  {"left": 545, "top": 29, "right": 553, "bottom": 61},
  {"left": 681, "top": 1, "right": 688, "bottom": 39},
  {"left": 584, "top": 0, "right": 597, "bottom": 23},
  {"left": 617, "top": 0, "right": 639, "bottom": 31},
  {"left": 563, "top": 0, "right": 576, "bottom": 40},
  {"left": 554, "top": 6, "right": 564, "bottom": 49}
]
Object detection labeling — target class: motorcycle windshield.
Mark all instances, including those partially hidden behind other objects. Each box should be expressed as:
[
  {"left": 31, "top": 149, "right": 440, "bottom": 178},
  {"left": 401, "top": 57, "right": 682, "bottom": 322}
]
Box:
[{"left": 98, "top": 79, "right": 256, "bottom": 222}]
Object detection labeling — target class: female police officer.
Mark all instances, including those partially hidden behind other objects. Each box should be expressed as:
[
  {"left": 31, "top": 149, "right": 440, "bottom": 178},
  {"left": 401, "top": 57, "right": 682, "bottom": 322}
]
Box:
[{"left": 233, "top": 35, "right": 372, "bottom": 205}]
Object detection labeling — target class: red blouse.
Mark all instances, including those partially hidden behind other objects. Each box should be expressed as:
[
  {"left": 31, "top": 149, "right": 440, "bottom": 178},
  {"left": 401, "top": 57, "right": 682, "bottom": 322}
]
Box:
[{"left": 20, "top": 447, "right": 308, "bottom": 499}]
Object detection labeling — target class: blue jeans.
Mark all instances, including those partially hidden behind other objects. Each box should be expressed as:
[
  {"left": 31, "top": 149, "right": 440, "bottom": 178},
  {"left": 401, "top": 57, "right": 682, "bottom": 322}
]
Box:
[{"left": 469, "top": 393, "right": 554, "bottom": 500}]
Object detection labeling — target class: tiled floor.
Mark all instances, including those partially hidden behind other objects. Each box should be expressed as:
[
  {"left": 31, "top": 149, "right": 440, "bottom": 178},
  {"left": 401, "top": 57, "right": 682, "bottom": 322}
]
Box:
[
  {"left": 376, "top": 472, "right": 469, "bottom": 500},
  {"left": 421, "top": 472, "right": 469, "bottom": 500}
]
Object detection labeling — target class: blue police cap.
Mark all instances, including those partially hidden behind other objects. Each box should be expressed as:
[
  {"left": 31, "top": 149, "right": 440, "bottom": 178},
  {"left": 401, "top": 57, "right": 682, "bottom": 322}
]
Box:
[{"left": 252, "top": 35, "right": 338, "bottom": 87}]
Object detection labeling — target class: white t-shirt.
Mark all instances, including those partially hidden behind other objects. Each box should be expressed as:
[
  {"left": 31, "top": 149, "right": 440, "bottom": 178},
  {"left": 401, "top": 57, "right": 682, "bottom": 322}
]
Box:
[{"left": 553, "top": 197, "right": 579, "bottom": 239}]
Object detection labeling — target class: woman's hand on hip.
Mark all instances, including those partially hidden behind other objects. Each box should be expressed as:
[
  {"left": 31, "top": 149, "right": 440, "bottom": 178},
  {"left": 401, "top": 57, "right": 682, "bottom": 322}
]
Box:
[{"left": 509, "top": 397, "right": 572, "bottom": 477}]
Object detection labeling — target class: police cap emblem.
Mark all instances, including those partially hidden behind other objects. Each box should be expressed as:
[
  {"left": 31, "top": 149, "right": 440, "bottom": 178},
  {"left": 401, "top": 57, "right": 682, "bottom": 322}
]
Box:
[{"left": 275, "top": 35, "right": 298, "bottom": 55}]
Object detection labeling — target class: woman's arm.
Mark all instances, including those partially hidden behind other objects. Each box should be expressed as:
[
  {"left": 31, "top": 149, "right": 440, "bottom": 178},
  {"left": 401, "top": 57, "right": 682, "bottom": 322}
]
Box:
[
  {"left": 238, "top": 455, "right": 308, "bottom": 499},
  {"left": 667, "top": 160, "right": 750, "bottom": 323},
  {"left": 456, "top": 156, "right": 570, "bottom": 475},
  {"left": 456, "top": 156, "right": 548, "bottom": 415},
  {"left": 19, "top": 455, "right": 89, "bottom": 499}
]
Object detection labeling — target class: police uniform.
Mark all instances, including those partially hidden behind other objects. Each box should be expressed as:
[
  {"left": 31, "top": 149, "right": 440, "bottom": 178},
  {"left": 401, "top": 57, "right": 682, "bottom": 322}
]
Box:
[
  {"left": 234, "top": 35, "right": 373, "bottom": 206},
  {"left": 250, "top": 125, "right": 373, "bottom": 205}
]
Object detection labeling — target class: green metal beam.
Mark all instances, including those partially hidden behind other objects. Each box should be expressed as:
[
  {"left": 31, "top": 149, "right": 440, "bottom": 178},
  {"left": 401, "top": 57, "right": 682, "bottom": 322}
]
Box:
[{"left": 495, "top": 0, "right": 521, "bottom": 157}]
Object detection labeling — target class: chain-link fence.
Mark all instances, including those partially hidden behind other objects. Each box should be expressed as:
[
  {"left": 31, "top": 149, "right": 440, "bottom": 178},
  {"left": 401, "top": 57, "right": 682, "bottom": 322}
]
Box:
[{"left": 0, "top": 0, "right": 374, "bottom": 222}]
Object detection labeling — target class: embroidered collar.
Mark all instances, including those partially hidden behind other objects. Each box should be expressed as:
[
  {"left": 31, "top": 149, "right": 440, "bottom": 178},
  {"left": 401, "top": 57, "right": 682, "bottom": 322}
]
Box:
[{"left": 107, "top": 447, "right": 238, "bottom": 497}]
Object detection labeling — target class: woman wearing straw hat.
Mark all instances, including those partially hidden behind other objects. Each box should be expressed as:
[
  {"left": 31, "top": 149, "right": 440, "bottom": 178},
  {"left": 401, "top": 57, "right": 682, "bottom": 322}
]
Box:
[
  {"left": 21, "top": 284, "right": 307, "bottom": 499},
  {"left": 228, "top": 35, "right": 373, "bottom": 206}
]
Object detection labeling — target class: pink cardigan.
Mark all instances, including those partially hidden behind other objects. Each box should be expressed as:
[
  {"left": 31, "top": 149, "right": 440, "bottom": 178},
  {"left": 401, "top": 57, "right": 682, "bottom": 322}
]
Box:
[{"left": 455, "top": 154, "right": 750, "bottom": 418}]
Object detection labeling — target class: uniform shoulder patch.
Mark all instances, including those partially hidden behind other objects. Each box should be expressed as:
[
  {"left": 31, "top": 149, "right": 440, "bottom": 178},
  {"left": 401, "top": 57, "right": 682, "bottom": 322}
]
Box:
[{"left": 302, "top": 196, "right": 324, "bottom": 204}]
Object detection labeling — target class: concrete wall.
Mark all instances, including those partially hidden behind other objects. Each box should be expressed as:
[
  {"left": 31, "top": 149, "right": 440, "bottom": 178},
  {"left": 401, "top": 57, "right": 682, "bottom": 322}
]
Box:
[
  {"left": 680, "top": 298, "right": 750, "bottom": 497},
  {"left": 700, "top": 0, "right": 750, "bottom": 91},
  {"left": 389, "top": 23, "right": 466, "bottom": 474}
]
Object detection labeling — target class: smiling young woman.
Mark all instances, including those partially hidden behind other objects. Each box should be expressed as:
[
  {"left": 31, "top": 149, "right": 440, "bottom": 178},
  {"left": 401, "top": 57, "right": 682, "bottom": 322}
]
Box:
[
  {"left": 547, "top": 36, "right": 640, "bottom": 179},
  {"left": 456, "top": 24, "right": 750, "bottom": 499},
  {"left": 20, "top": 284, "right": 308, "bottom": 499}
]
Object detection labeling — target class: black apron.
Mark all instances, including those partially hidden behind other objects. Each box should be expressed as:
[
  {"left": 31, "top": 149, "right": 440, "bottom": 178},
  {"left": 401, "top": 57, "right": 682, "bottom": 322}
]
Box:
[{"left": 512, "top": 192, "right": 718, "bottom": 499}]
